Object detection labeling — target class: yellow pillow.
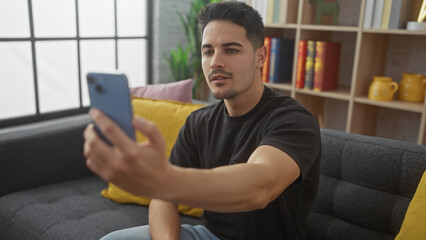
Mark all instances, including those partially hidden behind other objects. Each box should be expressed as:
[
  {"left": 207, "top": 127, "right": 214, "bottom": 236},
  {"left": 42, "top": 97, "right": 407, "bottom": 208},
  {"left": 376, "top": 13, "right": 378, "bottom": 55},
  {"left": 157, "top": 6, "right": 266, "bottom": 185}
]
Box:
[
  {"left": 395, "top": 170, "right": 426, "bottom": 240},
  {"left": 101, "top": 97, "right": 205, "bottom": 218}
]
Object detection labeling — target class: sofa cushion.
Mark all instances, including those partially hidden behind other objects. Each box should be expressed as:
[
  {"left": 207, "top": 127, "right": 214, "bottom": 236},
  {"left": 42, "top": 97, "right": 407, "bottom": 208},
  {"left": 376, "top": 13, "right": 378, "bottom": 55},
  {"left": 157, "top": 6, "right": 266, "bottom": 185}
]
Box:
[
  {"left": 101, "top": 98, "right": 205, "bottom": 218},
  {"left": 132, "top": 97, "right": 204, "bottom": 158},
  {"left": 0, "top": 176, "right": 202, "bottom": 240},
  {"left": 308, "top": 129, "right": 426, "bottom": 240},
  {"left": 130, "top": 79, "right": 193, "bottom": 103},
  {"left": 395, "top": 170, "right": 426, "bottom": 240}
]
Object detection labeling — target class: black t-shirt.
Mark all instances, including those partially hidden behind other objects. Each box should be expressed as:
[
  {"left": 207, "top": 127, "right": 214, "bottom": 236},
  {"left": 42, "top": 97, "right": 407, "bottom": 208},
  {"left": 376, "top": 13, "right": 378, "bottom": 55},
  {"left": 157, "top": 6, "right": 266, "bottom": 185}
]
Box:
[{"left": 170, "top": 86, "right": 321, "bottom": 240}]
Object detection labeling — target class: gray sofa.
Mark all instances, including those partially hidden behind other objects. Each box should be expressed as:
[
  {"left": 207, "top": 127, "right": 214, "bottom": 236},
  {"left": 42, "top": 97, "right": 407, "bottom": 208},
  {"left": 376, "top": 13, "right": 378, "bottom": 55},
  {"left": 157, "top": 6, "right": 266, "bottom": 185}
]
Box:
[{"left": 0, "top": 113, "right": 425, "bottom": 240}]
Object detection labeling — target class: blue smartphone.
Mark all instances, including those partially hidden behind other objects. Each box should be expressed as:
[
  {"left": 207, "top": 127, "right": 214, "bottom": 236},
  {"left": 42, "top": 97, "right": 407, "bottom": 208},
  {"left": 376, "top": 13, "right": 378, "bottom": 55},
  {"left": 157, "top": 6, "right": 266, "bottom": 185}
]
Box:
[{"left": 87, "top": 72, "right": 135, "bottom": 145}]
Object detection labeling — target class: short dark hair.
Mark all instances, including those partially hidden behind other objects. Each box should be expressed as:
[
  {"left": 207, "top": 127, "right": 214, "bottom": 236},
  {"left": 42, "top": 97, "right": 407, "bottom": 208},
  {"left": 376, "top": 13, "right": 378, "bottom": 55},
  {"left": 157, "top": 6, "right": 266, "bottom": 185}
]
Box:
[{"left": 198, "top": 1, "right": 265, "bottom": 50}]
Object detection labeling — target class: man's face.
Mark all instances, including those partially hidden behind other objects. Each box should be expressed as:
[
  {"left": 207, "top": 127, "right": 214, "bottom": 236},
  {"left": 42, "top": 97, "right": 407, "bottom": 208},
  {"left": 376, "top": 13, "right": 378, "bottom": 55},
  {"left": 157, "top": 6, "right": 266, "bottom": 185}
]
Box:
[{"left": 201, "top": 20, "right": 263, "bottom": 100}]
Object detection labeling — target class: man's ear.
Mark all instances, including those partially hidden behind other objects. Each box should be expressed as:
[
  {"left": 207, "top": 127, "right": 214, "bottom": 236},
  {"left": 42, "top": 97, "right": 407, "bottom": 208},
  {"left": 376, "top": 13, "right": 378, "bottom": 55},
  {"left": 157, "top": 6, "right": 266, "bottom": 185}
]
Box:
[{"left": 256, "top": 46, "right": 267, "bottom": 69}]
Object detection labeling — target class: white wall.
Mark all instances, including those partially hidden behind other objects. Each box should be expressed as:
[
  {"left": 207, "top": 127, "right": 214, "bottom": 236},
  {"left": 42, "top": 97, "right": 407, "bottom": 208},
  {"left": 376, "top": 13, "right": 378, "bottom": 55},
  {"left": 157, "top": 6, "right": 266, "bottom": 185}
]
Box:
[{"left": 153, "top": 0, "right": 194, "bottom": 84}]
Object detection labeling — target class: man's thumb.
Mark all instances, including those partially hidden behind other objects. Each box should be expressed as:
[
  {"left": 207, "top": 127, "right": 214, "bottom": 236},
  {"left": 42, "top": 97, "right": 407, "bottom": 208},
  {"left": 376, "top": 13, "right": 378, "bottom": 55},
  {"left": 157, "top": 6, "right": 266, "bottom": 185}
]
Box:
[{"left": 133, "top": 116, "right": 166, "bottom": 151}]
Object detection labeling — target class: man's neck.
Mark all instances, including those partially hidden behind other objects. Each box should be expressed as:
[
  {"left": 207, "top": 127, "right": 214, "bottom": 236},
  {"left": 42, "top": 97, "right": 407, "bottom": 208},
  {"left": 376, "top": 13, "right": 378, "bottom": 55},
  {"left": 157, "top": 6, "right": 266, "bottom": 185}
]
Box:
[{"left": 224, "top": 82, "right": 265, "bottom": 117}]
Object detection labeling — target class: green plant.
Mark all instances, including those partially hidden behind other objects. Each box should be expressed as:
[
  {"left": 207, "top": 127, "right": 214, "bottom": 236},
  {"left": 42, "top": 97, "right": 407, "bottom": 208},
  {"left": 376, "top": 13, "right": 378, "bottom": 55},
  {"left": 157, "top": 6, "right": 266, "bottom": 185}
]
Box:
[
  {"left": 164, "top": 45, "right": 192, "bottom": 82},
  {"left": 164, "top": 0, "right": 222, "bottom": 97}
]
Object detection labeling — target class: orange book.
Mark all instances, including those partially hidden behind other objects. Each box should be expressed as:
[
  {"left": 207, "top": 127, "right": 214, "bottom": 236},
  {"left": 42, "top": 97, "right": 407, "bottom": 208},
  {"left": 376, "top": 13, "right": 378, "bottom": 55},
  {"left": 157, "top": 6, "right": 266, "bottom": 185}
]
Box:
[
  {"left": 262, "top": 37, "right": 272, "bottom": 83},
  {"left": 313, "top": 41, "right": 340, "bottom": 92},
  {"left": 296, "top": 40, "right": 307, "bottom": 89}
]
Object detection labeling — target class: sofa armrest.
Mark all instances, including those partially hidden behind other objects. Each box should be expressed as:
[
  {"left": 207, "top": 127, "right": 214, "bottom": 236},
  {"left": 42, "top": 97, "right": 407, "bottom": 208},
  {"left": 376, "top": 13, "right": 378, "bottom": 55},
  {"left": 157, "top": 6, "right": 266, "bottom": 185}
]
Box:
[{"left": 0, "top": 114, "right": 93, "bottom": 197}]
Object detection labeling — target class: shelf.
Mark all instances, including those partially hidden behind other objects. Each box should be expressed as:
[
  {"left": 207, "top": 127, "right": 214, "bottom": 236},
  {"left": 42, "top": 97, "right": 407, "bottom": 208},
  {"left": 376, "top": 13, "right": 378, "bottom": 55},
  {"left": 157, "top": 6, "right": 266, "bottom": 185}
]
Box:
[
  {"left": 354, "top": 97, "right": 424, "bottom": 113},
  {"left": 264, "top": 82, "right": 292, "bottom": 91},
  {"left": 351, "top": 102, "right": 422, "bottom": 144},
  {"left": 295, "top": 87, "right": 351, "bottom": 101},
  {"left": 300, "top": 24, "right": 359, "bottom": 32},
  {"left": 263, "top": 0, "right": 426, "bottom": 145},
  {"left": 295, "top": 93, "right": 348, "bottom": 131},
  {"left": 362, "top": 28, "right": 426, "bottom": 36},
  {"left": 264, "top": 23, "right": 298, "bottom": 29}
]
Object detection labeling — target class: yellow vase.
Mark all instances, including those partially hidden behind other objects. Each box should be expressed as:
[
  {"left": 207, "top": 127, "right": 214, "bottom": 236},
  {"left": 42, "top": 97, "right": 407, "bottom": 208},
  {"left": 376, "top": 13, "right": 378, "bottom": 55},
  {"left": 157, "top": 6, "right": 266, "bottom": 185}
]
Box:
[
  {"left": 368, "top": 76, "right": 399, "bottom": 101},
  {"left": 398, "top": 73, "right": 426, "bottom": 102}
]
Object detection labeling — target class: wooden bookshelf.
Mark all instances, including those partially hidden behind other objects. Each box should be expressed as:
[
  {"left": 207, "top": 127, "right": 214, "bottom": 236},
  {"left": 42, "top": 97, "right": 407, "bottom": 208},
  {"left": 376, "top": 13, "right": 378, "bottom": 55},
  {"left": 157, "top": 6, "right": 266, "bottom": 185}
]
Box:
[{"left": 263, "top": 0, "right": 426, "bottom": 145}]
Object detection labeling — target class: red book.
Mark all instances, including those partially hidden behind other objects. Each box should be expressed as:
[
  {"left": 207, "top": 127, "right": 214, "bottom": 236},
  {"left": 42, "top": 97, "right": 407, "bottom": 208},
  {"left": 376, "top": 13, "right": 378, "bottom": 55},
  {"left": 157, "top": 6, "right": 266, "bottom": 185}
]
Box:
[
  {"left": 262, "top": 37, "right": 272, "bottom": 83},
  {"left": 313, "top": 41, "right": 340, "bottom": 92},
  {"left": 296, "top": 40, "right": 307, "bottom": 89}
]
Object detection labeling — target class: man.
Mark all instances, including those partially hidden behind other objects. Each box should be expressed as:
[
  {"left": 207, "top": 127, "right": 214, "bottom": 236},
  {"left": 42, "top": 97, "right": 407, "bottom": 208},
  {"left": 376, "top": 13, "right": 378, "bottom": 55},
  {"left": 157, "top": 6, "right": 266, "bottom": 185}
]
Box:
[{"left": 84, "top": 1, "right": 321, "bottom": 240}]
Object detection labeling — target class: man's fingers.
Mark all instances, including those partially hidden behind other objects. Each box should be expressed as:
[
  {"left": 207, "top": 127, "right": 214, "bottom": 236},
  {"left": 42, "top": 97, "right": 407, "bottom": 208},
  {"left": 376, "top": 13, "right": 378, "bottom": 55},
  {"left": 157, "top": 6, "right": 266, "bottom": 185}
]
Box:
[
  {"left": 86, "top": 157, "right": 103, "bottom": 176},
  {"left": 83, "top": 124, "right": 113, "bottom": 165},
  {"left": 133, "top": 116, "right": 166, "bottom": 153},
  {"left": 89, "top": 108, "right": 135, "bottom": 150},
  {"left": 84, "top": 124, "right": 109, "bottom": 158},
  {"left": 83, "top": 125, "right": 108, "bottom": 177}
]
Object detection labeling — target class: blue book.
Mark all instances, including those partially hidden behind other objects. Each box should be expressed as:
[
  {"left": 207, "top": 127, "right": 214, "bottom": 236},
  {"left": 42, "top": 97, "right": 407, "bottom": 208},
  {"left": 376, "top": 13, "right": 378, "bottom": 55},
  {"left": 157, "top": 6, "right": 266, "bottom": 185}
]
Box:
[
  {"left": 268, "top": 38, "right": 295, "bottom": 83},
  {"left": 273, "top": 0, "right": 280, "bottom": 23},
  {"left": 388, "top": 0, "right": 413, "bottom": 29},
  {"left": 372, "top": 0, "right": 384, "bottom": 29},
  {"left": 363, "top": 0, "right": 375, "bottom": 28},
  {"left": 304, "top": 40, "right": 316, "bottom": 89}
]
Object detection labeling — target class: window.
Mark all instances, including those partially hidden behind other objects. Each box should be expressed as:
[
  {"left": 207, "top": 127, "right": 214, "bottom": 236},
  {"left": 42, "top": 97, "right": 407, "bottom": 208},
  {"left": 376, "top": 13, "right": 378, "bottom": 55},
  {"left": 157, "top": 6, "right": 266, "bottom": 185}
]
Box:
[{"left": 0, "top": 0, "right": 152, "bottom": 127}]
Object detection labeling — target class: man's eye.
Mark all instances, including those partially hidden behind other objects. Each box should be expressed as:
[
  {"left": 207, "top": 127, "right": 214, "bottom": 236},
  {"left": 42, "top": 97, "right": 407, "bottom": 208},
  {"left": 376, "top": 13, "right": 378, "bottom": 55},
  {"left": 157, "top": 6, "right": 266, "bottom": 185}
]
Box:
[
  {"left": 226, "top": 48, "right": 238, "bottom": 54},
  {"left": 203, "top": 50, "right": 213, "bottom": 56}
]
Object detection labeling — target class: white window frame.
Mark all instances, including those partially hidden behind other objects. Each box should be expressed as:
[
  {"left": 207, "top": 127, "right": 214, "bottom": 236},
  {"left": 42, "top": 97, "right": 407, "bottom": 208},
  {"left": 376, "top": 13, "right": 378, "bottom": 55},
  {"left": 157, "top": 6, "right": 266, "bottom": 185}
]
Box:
[{"left": 0, "top": 0, "right": 153, "bottom": 128}]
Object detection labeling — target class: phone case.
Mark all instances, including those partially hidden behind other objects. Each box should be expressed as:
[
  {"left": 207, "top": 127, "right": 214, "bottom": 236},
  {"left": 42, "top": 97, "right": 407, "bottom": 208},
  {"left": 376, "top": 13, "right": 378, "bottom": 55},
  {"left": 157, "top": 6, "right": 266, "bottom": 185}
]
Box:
[{"left": 87, "top": 72, "right": 135, "bottom": 145}]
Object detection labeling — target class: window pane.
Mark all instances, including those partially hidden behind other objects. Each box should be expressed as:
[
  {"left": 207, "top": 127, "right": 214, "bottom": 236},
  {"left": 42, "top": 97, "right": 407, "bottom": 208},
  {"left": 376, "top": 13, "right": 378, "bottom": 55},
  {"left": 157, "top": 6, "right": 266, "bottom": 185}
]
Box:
[
  {"left": 32, "top": 0, "right": 76, "bottom": 37},
  {"left": 118, "top": 39, "right": 147, "bottom": 87},
  {"left": 0, "top": 42, "right": 35, "bottom": 119},
  {"left": 117, "top": 0, "right": 146, "bottom": 36},
  {"left": 0, "top": 0, "right": 30, "bottom": 37},
  {"left": 36, "top": 41, "right": 79, "bottom": 113},
  {"left": 80, "top": 40, "right": 116, "bottom": 106},
  {"left": 79, "top": 0, "right": 115, "bottom": 37}
]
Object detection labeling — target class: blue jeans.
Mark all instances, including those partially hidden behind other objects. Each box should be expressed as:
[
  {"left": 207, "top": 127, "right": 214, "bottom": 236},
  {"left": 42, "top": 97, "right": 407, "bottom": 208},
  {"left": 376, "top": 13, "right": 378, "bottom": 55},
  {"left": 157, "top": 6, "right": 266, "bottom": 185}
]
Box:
[{"left": 100, "top": 224, "right": 220, "bottom": 240}]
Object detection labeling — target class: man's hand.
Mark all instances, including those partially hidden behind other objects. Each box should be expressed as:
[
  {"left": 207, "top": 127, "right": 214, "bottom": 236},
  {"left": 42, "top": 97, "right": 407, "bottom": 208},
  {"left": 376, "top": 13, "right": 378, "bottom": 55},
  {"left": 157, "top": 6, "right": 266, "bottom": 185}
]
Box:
[{"left": 83, "top": 108, "right": 169, "bottom": 197}]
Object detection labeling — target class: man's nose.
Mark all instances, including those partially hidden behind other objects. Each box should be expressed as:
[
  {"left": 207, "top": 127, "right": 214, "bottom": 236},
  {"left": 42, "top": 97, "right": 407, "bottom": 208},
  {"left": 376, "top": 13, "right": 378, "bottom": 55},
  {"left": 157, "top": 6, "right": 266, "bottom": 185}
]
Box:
[{"left": 210, "top": 53, "right": 224, "bottom": 69}]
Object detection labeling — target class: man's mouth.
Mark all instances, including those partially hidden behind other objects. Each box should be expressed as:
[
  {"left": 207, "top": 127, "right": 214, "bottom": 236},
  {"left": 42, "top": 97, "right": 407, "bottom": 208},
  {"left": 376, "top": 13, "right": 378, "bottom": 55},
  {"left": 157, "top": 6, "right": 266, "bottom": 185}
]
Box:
[
  {"left": 211, "top": 74, "right": 231, "bottom": 81},
  {"left": 208, "top": 70, "right": 233, "bottom": 82}
]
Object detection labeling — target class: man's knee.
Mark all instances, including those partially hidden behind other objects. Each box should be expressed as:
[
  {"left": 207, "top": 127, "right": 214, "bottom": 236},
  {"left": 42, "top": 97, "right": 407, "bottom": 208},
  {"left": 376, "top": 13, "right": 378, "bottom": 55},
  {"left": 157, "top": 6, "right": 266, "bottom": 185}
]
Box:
[{"left": 100, "top": 225, "right": 151, "bottom": 240}]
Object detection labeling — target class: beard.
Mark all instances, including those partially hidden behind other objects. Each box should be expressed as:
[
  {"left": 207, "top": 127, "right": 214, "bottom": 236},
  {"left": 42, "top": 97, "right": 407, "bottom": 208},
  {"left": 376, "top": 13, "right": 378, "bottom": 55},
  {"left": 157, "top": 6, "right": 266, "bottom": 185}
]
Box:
[
  {"left": 211, "top": 87, "right": 239, "bottom": 99},
  {"left": 207, "top": 69, "right": 239, "bottom": 99}
]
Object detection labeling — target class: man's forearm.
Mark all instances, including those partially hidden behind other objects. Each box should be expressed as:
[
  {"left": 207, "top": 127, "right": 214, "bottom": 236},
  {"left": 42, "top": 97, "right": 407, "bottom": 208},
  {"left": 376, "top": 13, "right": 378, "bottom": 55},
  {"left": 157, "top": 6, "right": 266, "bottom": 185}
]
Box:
[
  {"left": 149, "top": 199, "right": 180, "bottom": 240},
  {"left": 164, "top": 163, "right": 275, "bottom": 212},
  {"left": 151, "top": 146, "right": 300, "bottom": 212}
]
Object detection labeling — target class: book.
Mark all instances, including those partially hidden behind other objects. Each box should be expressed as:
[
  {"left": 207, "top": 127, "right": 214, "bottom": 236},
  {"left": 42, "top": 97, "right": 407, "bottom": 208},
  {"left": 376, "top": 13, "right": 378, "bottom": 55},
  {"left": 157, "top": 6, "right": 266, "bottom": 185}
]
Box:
[
  {"left": 272, "top": 0, "right": 288, "bottom": 24},
  {"left": 372, "top": 0, "right": 384, "bottom": 29},
  {"left": 268, "top": 38, "right": 279, "bottom": 83},
  {"left": 296, "top": 40, "right": 307, "bottom": 89},
  {"left": 388, "top": 0, "right": 414, "bottom": 29},
  {"left": 380, "top": 0, "right": 393, "bottom": 29},
  {"left": 279, "top": 0, "right": 289, "bottom": 24},
  {"left": 268, "top": 38, "right": 295, "bottom": 84},
  {"left": 266, "top": 0, "right": 275, "bottom": 24},
  {"left": 304, "top": 40, "right": 316, "bottom": 90},
  {"left": 363, "top": 0, "right": 375, "bottom": 28},
  {"left": 251, "top": 0, "right": 268, "bottom": 23},
  {"left": 313, "top": 41, "right": 340, "bottom": 92},
  {"left": 273, "top": 0, "right": 280, "bottom": 23},
  {"left": 262, "top": 37, "right": 272, "bottom": 83}
]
